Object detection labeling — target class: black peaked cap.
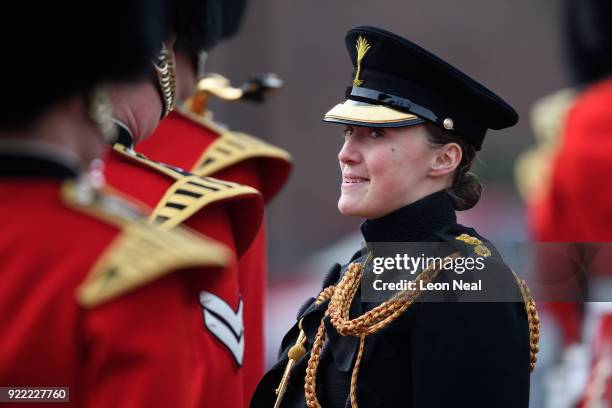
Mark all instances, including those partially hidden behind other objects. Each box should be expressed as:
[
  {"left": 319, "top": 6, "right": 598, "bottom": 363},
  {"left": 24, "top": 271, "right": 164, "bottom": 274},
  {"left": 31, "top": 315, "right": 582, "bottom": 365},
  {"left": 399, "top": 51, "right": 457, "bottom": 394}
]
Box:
[{"left": 324, "top": 26, "right": 519, "bottom": 150}]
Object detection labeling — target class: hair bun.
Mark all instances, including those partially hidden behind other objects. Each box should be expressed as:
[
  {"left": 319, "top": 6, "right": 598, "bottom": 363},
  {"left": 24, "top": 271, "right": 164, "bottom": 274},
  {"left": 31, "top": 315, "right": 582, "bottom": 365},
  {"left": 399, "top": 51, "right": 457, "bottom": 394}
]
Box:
[{"left": 447, "top": 172, "right": 482, "bottom": 211}]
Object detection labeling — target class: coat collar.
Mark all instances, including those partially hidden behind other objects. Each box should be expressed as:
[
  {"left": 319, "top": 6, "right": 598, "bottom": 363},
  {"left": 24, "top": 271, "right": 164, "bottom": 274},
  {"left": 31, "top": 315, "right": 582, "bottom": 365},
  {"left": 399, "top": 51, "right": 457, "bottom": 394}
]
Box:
[
  {"left": 360, "top": 190, "right": 456, "bottom": 243},
  {"left": 0, "top": 139, "right": 81, "bottom": 179}
]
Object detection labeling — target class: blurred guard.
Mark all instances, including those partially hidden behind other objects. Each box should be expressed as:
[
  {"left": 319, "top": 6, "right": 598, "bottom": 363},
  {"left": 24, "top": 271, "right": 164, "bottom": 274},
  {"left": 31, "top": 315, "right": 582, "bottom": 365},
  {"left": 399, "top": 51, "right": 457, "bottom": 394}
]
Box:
[
  {"left": 532, "top": 0, "right": 612, "bottom": 406},
  {"left": 0, "top": 1, "right": 234, "bottom": 406},
  {"left": 138, "top": 1, "right": 292, "bottom": 400},
  {"left": 515, "top": 0, "right": 612, "bottom": 406},
  {"left": 101, "top": 1, "right": 266, "bottom": 406}
]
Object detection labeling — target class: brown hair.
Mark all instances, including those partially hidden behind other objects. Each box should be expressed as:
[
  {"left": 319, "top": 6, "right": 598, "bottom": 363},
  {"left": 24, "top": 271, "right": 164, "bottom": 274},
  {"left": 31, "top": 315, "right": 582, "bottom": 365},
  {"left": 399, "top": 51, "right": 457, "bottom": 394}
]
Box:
[{"left": 423, "top": 123, "right": 482, "bottom": 211}]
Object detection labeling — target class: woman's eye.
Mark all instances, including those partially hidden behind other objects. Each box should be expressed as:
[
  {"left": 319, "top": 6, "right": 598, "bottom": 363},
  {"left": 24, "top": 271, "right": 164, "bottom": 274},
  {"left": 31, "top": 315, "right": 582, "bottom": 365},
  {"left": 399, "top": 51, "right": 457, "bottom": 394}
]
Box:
[
  {"left": 342, "top": 127, "right": 354, "bottom": 138},
  {"left": 370, "top": 129, "right": 384, "bottom": 138}
]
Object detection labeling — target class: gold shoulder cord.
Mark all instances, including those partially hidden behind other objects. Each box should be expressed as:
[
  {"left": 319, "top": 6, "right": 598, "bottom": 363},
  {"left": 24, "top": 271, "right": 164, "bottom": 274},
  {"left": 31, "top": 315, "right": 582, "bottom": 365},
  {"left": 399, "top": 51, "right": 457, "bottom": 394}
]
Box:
[
  {"left": 511, "top": 271, "right": 540, "bottom": 372},
  {"left": 274, "top": 252, "right": 460, "bottom": 408},
  {"left": 274, "top": 253, "right": 539, "bottom": 408}
]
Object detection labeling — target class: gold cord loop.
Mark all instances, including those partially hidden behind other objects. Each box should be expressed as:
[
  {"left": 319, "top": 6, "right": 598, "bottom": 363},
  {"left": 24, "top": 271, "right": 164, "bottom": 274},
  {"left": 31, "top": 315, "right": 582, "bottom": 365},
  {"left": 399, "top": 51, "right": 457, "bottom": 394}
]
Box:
[{"left": 304, "top": 253, "right": 458, "bottom": 408}]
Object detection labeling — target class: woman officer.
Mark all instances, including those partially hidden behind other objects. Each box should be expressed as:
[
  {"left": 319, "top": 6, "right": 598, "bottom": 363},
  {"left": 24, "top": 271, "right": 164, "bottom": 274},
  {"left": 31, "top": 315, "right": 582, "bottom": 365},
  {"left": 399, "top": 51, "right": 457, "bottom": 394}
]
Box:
[{"left": 252, "top": 26, "right": 539, "bottom": 408}]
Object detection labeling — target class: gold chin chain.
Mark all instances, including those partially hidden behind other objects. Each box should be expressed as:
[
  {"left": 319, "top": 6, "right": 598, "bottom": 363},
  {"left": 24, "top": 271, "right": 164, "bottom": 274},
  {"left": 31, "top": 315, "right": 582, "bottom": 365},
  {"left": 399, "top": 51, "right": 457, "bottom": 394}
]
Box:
[{"left": 153, "top": 42, "right": 176, "bottom": 118}]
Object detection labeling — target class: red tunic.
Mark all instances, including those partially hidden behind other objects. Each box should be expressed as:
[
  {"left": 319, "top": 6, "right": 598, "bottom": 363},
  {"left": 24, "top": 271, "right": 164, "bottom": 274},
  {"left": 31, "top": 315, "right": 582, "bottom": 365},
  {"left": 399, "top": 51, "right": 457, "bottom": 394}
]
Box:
[
  {"left": 0, "top": 155, "right": 231, "bottom": 407},
  {"left": 103, "top": 143, "right": 263, "bottom": 407},
  {"left": 530, "top": 79, "right": 612, "bottom": 406},
  {"left": 533, "top": 78, "right": 612, "bottom": 242},
  {"left": 138, "top": 108, "right": 292, "bottom": 403}
]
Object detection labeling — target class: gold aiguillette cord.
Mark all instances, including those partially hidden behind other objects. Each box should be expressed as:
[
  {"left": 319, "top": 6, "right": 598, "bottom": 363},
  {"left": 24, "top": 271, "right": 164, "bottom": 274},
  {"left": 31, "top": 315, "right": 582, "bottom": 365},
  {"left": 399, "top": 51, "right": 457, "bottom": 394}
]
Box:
[{"left": 274, "top": 319, "right": 308, "bottom": 408}]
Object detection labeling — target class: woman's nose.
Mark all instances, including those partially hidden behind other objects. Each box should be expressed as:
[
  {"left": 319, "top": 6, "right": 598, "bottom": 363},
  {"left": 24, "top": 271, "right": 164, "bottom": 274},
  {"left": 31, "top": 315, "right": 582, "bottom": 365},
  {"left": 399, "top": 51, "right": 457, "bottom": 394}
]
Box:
[{"left": 338, "top": 138, "right": 361, "bottom": 165}]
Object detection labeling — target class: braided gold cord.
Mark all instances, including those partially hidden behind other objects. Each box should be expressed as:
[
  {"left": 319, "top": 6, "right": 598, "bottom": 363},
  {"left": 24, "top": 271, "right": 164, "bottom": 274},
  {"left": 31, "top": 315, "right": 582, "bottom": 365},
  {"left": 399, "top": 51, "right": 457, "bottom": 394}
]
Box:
[
  {"left": 304, "top": 253, "right": 459, "bottom": 407},
  {"left": 522, "top": 280, "right": 540, "bottom": 372},
  {"left": 304, "top": 319, "right": 327, "bottom": 408},
  {"left": 350, "top": 334, "right": 366, "bottom": 408},
  {"left": 329, "top": 256, "right": 454, "bottom": 337},
  {"left": 511, "top": 271, "right": 540, "bottom": 372},
  {"left": 316, "top": 286, "right": 336, "bottom": 305}
]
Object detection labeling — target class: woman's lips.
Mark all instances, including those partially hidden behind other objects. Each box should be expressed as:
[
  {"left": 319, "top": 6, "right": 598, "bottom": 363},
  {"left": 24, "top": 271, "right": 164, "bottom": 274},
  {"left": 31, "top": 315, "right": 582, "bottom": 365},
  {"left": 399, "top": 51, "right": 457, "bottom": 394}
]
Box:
[{"left": 342, "top": 174, "right": 370, "bottom": 188}]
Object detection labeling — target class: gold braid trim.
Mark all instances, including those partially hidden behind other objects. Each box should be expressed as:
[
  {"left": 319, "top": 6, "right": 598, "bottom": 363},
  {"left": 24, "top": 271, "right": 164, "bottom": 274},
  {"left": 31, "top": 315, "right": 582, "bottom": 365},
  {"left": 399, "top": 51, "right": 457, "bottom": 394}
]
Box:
[
  {"left": 316, "top": 286, "right": 336, "bottom": 305},
  {"left": 350, "top": 334, "right": 366, "bottom": 408},
  {"left": 301, "top": 286, "right": 336, "bottom": 408},
  {"left": 304, "top": 253, "right": 459, "bottom": 408},
  {"left": 304, "top": 320, "right": 328, "bottom": 408},
  {"left": 512, "top": 271, "right": 540, "bottom": 372}
]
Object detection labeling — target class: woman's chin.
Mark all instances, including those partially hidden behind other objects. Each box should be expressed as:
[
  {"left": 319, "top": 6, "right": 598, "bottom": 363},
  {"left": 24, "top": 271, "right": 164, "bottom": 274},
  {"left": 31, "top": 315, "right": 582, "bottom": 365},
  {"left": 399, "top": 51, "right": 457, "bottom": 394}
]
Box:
[
  {"left": 339, "top": 199, "right": 396, "bottom": 220},
  {"left": 338, "top": 198, "right": 359, "bottom": 216},
  {"left": 338, "top": 198, "right": 372, "bottom": 218}
]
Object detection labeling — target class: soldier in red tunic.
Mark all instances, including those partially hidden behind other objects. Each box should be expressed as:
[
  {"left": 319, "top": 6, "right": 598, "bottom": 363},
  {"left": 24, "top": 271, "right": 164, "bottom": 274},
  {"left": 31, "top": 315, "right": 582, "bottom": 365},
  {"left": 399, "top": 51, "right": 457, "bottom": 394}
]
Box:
[
  {"left": 101, "top": 1, "right": 266, "bottom": 406},
  {"left": 0, "top": 2, "right": 235, "bottom": 407},
  {"left": 558, "top": 75, "right": 612, "bottom": 408},
  {"left": 136, "top": 0, "right": 293, "bottom": 403},
  {"left": 522, "top": 0, "right": 612, "bottom": 405}
]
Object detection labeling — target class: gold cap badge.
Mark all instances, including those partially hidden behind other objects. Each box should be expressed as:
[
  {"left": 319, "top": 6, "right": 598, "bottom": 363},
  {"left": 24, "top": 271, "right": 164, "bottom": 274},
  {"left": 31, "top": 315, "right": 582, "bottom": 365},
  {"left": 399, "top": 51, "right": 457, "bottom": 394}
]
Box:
[{"left": 353, "top": 36, "right": 371, "bottom": 87}]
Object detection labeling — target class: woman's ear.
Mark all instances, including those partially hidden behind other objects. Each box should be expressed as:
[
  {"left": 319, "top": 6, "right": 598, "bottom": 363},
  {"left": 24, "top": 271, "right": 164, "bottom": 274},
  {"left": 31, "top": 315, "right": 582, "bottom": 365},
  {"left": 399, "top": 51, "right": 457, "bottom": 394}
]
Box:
[{"left": 428, "top": 143, "right": 462, "bottom": 177}]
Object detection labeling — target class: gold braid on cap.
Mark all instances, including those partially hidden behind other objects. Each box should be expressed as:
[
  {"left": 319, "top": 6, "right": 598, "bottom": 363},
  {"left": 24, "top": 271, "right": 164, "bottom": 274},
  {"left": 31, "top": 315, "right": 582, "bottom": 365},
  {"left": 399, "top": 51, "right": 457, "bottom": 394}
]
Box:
[
  {"left": 302, "top": 252, "right": 459, "bottom": 408},
  {"left": 153, "top": 42, "right": 177, "bottom": 118}
]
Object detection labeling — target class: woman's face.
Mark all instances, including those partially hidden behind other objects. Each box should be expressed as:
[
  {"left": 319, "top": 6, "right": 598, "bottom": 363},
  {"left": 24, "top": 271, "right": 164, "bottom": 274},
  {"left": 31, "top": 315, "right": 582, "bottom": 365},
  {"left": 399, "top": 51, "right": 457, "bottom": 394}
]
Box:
[{"left": 337, "top": 124, "right": 454, "bottom": 219}]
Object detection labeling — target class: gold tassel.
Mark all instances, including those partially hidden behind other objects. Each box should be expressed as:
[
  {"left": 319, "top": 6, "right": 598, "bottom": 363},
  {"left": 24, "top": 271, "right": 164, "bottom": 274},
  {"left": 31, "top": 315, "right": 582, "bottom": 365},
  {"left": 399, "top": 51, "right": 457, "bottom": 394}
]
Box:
[{"left": 274, "top": 320, "right": 308, "bottom": 408}]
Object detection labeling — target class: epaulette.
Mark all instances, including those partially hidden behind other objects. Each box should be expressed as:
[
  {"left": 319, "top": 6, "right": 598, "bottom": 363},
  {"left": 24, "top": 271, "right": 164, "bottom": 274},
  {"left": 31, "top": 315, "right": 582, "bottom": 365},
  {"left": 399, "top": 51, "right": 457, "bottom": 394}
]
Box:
[
  {"left": 447, "top": 230, "right": 540, "bottom": 372},
  {"left": 149, "top": 175, "right": 260, "bottom": 230},
  {"left": 434, "top": 226, "right": 495, "bottom": 259},
  {"left": 61, "top": 180, "right": 230, "bottom": 308},
  {"left": 177, "top": 106, "right": 292, "bottom": 177},
  {"left": 112, "top": 142, "right": 261, "bottom": 230},
  {"left": 454, "top": 233, "right": 492, "bottom": 258}
]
